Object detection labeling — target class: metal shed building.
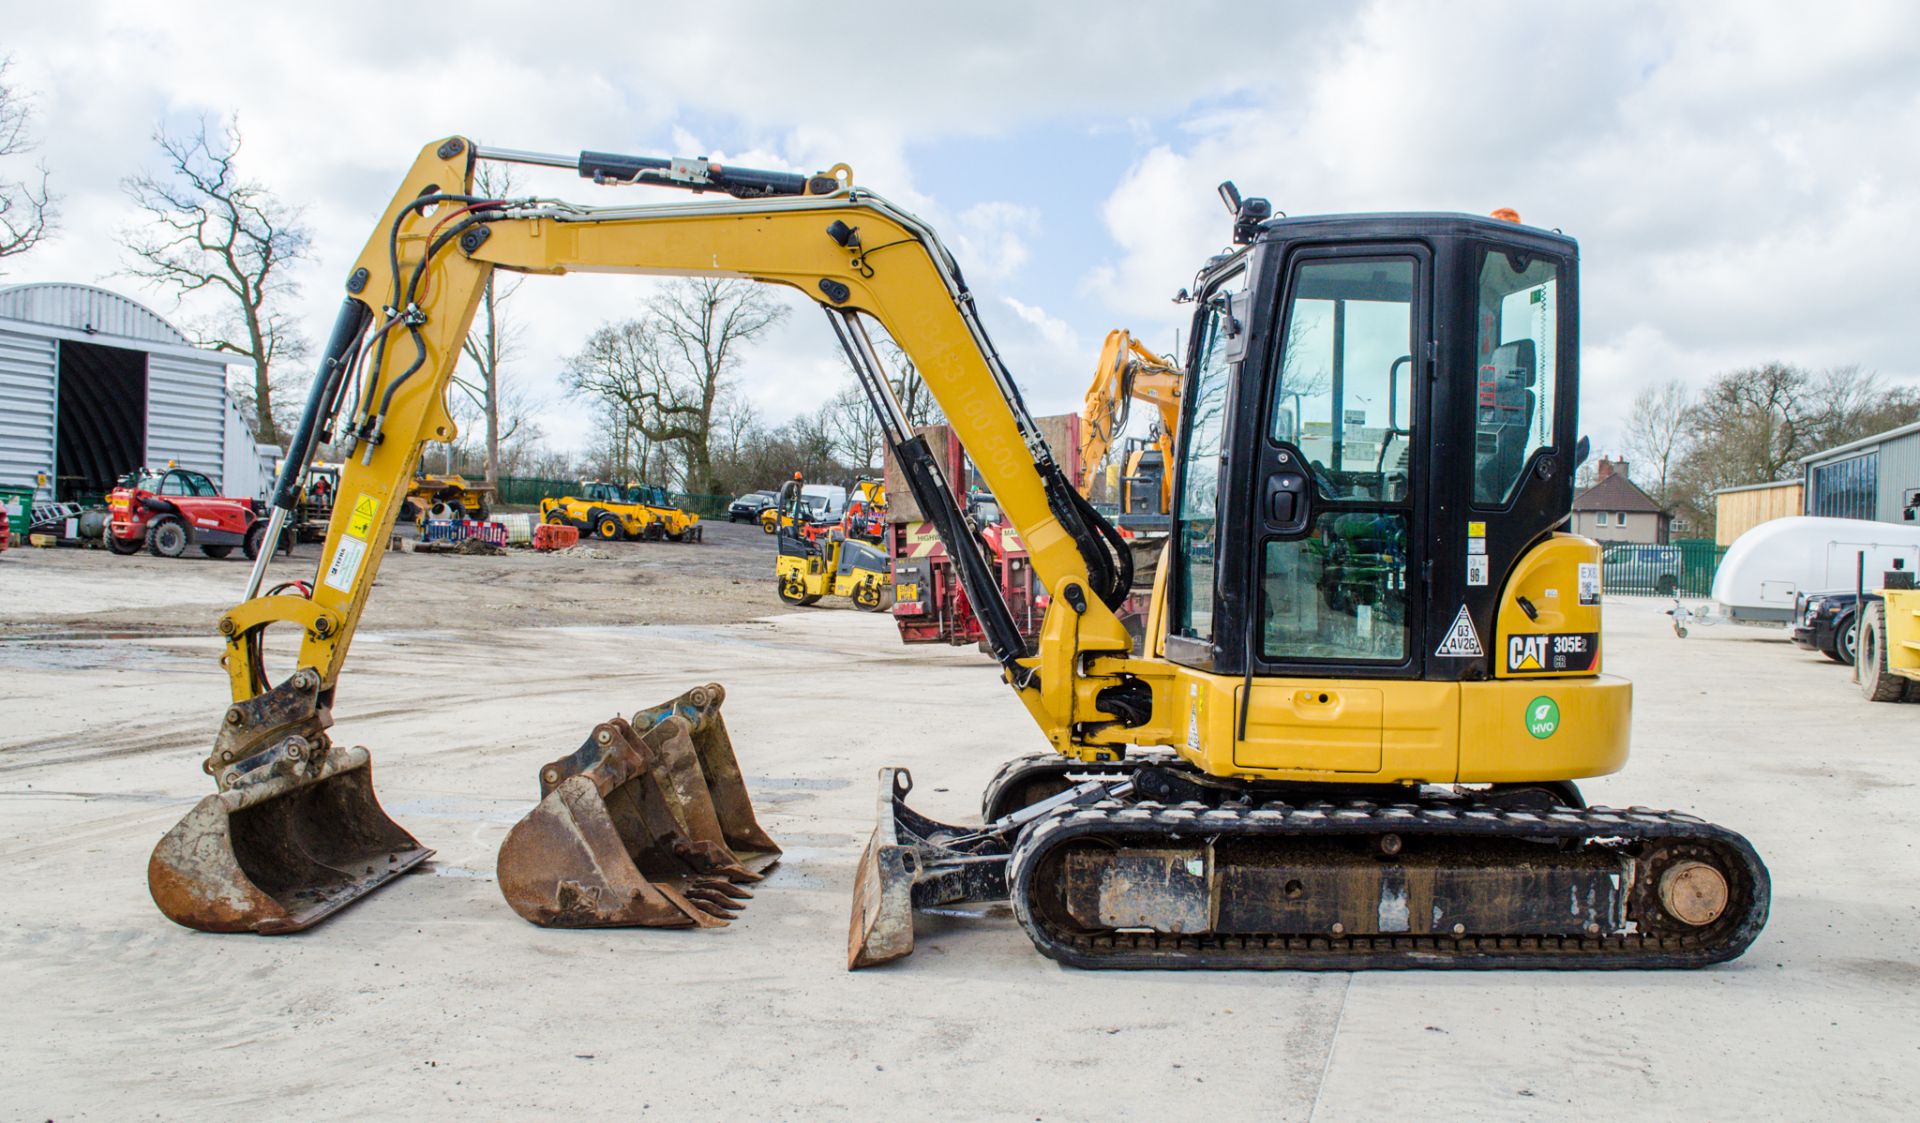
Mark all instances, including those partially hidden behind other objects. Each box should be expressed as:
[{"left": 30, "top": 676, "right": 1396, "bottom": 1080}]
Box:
[
  {"left": 0, "top": 282, "right": 275, "bottom": 501},
  {"left": 1800, "top": 419, "right": 1920, "bottom": 526}
]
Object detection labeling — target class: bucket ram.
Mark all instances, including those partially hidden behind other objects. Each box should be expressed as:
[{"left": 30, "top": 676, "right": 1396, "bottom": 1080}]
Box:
[{"left": 497, "top": 684, "right": 780, "bottom": 928}]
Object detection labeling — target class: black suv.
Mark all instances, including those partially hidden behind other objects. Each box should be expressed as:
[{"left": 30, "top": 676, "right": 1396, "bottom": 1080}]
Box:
[
  {"left": 728, "top": 491, "right": 777, "bottom": 522},
  {"left": 1791, "top": 590, "right": 1881, "bottom": 666}
]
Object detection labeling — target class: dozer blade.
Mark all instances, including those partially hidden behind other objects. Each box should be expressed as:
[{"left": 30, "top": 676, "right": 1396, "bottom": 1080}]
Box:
[
  {"left": 149, "top": 669, "right": 431, "bottom": 935},
  {"left": 497, "top": 684, "right": 780, "bottom": 928},
  {"left": 848, "top": 767, "right": 1014, "bottom": 969},
  {"left": 149, "top": 739, "right": 432, "bottom": 934}
]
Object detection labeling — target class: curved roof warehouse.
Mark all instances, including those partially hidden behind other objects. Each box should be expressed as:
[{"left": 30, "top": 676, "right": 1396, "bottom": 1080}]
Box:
[{"left": 0, "top": 282, "right": 278, "bottom": 500}]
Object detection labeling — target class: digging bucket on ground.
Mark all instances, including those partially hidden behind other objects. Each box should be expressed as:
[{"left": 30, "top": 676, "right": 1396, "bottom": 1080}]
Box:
[
  {"left": 497, "top": 684, "right": 780, "bottom": 928},
  {"left": 149, "top": 670, "right": 432, "bottom": 934}
]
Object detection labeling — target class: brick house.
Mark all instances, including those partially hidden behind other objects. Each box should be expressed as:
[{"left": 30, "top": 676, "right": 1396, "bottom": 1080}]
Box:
[{"left": 1571, "top": 459, "right": 1672, "bottom": 543}]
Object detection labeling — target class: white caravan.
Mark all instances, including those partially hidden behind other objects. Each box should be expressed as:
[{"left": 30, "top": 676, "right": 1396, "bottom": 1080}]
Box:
[{"left": 1709, "top": 516, "right": 1920, "bottom": 623}]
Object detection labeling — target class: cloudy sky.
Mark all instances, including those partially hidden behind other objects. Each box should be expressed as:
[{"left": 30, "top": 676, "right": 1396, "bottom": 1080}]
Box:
[{"left": 4, "top": 0, "right": 1916, "bottom": 461}]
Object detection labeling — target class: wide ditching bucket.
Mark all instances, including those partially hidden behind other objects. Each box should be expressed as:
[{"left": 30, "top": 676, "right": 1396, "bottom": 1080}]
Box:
[
  {"left": 149, "top": 670, "right": 432, "bottom": 934},
  {"left": 497, "top": 684, "right": 780, "bottom": 928}
]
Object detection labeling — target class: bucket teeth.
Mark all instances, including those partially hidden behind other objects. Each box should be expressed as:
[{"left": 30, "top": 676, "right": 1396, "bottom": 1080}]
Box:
[{"left": 498, "top": 685, "right": 780, "bottom": 929}]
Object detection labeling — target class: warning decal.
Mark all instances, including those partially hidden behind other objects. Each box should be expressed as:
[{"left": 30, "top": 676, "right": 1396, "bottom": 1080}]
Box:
[
  {"left": 346, "top": 494, "right": 380, "bottom": 541},
  {"left": 1434, "top": 605, "right": 1484, "bottom": 657}
]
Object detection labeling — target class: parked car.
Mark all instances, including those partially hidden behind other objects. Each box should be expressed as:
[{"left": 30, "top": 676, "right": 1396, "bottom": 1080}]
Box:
[
  {"left": 728, "top": 491, "right": 777, "bottom": 522},
  {"left": 1790, "top": 590, "right": 1880, "bottom": 665},
  {"left": 1601, "top": 543, "right": 1683, "bottom": 595}
]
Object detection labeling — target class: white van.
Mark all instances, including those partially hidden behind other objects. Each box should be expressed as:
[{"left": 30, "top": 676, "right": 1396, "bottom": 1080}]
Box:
[{"left": 802, "top": 484, "right": 848, "bottom": 520}]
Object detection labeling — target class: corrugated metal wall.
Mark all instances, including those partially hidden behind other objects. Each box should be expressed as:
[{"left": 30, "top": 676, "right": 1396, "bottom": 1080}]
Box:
[
  {"left": 1880, "top": 431, "right": 1920, "bottom": 520},
  {"left": 0, "top": 328, "right": 58, "bottom": 489},
  {"left": 146, "top": 352, "right": 229, "bottom": 488}
]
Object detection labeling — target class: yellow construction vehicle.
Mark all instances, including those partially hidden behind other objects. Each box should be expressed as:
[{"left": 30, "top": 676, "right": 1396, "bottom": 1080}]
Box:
[
  {"left": 542, "top": 480, "right": 703, "bottom": 541},
  {"left": 1858, "top": 562, "right": 1920, "bottom": 702},
  {"left": 773, "top": 482, "right": 892, "bottom": 610},
  {"left": 400, "top": 472, "right": 494, "bottom": 524},
  {"left": 148, "top": 140, "right": 1769, "bottom": 974},
  {"left": 1080, "top": 329, "right": 1182, "bottom": 523}
]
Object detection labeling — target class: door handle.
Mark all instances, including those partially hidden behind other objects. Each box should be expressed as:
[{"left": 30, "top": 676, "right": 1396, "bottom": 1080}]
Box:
[{"left": 1264, "top": 467, "right": 1308, "bottom": 535}]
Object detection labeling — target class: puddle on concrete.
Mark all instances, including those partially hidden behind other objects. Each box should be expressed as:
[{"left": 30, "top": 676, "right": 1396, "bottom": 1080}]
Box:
[{"left": 0, "top": 639, "right": 213, "bottom": 673}]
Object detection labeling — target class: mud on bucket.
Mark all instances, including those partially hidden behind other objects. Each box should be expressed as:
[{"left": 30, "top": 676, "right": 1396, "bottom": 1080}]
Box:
[
  {"left": 148, "top": 736, "right": 431, "bottom": 934},
  {"left": 497, "top": 684, "right": 781, "bottom": 928}
]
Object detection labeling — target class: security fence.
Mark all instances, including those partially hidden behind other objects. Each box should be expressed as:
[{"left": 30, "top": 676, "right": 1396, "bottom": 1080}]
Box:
[{"left": 1595, "top": 537, "right": 1726, "bottom": 598}]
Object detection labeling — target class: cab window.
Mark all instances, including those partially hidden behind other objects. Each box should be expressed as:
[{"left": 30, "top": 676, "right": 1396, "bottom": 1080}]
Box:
[
  {"left": 1472, "top": 251, "right": 1560, "bottom": 506},
  {"left": 1171, "top": 269, "right": 1246, "bottom": 643},
  {"left": 1269, "top": 258, "right": 1415, "bottom": 502},
  {"left": 159, "top": 472, "right": 189, "bottom": 496}
]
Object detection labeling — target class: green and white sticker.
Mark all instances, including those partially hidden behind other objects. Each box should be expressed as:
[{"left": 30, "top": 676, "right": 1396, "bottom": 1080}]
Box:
[{"left": 1525, "top": 696, "right": 1560, "bottom": 739}]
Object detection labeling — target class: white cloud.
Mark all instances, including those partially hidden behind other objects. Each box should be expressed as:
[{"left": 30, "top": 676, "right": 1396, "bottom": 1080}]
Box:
[
  {"left": 1076, "top": 0, "right": 1920, "bottom": 450},
  {"left": 950, "top": 202, "right": 1040, "bottom": 283},
  {"left": 3, "top": 0, "right": 1916, "bottom": 462}
]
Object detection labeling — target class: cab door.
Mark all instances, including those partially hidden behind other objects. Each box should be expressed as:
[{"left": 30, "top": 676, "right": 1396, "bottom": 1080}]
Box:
[{"left": 1237, "top": 248, "right": 1430, "bottom": 773}]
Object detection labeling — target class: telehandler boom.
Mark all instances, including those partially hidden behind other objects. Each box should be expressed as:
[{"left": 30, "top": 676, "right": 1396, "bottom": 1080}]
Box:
[{"left": 148, "top": 138, "right": 1768, "bottom": 971}]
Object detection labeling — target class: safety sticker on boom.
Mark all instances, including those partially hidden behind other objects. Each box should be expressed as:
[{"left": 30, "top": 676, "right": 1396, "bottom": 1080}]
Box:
[
  {"left": 1434, "top": 605, "right": 1484, "bottom": 657},
  {"left": 346, "top": 494, "right": 380, "bottom": 541}
]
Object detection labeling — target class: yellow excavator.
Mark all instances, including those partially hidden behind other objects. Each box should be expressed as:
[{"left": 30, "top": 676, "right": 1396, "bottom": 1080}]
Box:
[
  {"left": 147, "top": 139, "right": 1769, "bottom": 972},
  {"left": 1080, "top": 329, "right": 1182, "bottom": 522}
]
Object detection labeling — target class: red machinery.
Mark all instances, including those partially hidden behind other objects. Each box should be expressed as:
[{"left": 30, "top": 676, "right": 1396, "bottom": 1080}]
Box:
[
  {"left": 883, "top": 419, "right": 1078, "bottom": 648},
  {"left": 106, "top": 466, "right": 267, "bottom": 560}
]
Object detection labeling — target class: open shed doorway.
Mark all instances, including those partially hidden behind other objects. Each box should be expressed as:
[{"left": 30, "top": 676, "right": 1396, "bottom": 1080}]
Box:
[{"left": 56, "top": 339, "right": 147, "bottom": 501}]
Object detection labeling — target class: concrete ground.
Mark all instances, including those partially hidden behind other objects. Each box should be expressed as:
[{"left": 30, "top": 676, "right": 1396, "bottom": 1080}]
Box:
[{"left": 1, "top": 542, "right": 1916, "bottom": 1119}]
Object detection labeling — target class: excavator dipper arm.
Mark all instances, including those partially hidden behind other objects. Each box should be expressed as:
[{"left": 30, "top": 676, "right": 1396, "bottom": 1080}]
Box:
[{"left": 151, "top": 137, "right": 1149, "bottom": 936}]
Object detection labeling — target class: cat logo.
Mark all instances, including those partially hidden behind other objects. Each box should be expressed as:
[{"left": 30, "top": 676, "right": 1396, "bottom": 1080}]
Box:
[{"left": 1510, "top": 634, "right": 1550, "bottom": 671}]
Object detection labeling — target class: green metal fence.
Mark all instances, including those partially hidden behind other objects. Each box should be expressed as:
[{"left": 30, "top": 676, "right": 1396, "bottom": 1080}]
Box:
[
  {"left": 492, "top": 476, "right": 734, "bottom": 519},
  {"left": 1595, "top": 537, "right": 1726, "bottom": 598}
]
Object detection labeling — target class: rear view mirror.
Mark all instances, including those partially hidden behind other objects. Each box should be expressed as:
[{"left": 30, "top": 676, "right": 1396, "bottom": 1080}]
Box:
[{"left": 1575, "top": 435, "right": 1591, "bottom": 467}]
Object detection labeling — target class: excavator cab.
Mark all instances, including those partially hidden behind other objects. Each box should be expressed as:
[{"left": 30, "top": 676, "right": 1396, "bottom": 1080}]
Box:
[{"left": 1166, "top": 216, "right": 1578, "bottom": 703}]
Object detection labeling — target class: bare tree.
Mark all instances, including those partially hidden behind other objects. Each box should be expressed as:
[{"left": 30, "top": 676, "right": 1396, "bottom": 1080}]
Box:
[
  {"left": 1809, "top": 365, "right": 1920, "bottom": 450},
  {"left": 122, "top": 117, "right": 310, "bottom": 444},
  {"left": 445, "top": 376, "right": 541, "bottom": 476},
  {"left": 1621, "top": 378, "right": 1692, "bottom": 508},
  {"left": 0, "top": 56, "right": 55, "bottom": 268},
  {"left": 821, "top": 382, "right": 884, "bottom": 470},
  {"left": 459, "top": 160, "right": 527, "bottom": 486},
  {"left": 863, "top": 330, "right": 942, "bottom": 428},
  {"left": 564, "top": 278, "right": 789, "bottom": 494}
]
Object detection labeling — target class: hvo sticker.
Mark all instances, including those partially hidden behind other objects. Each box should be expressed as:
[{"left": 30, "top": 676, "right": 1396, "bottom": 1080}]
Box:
[{"left": 1525, "top": 696, "right": 1560, "bottom": 739}]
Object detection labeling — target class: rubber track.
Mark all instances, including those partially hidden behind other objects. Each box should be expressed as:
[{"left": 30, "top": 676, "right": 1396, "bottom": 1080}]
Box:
[{"left": 1007, "top": 797, "right": 1771, "bottom": 970}]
